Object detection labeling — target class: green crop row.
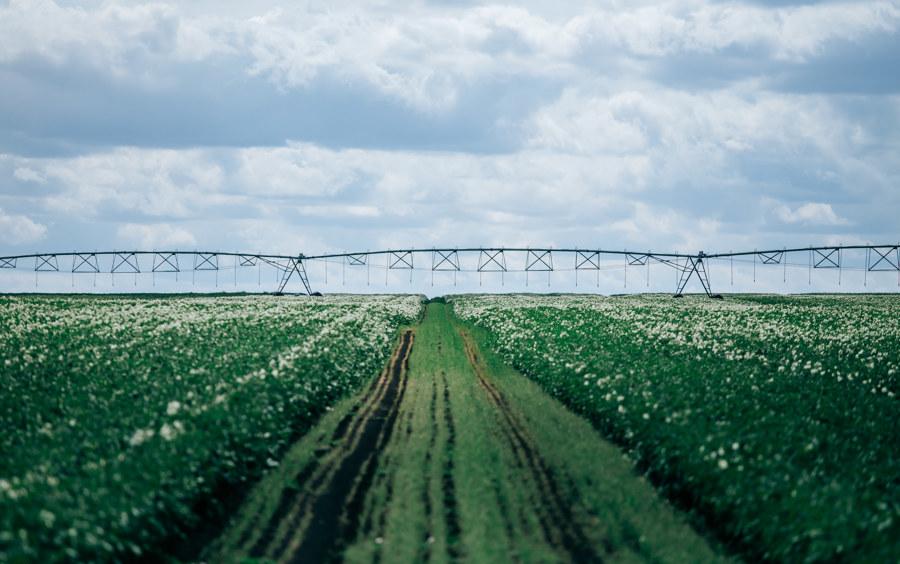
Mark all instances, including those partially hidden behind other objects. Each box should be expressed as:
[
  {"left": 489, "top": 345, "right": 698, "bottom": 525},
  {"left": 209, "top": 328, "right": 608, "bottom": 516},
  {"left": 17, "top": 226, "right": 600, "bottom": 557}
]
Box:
[
  {"left": 452, "top": 294, "right": 899, "bottom": 562},
  {"left": 0, "top": 295, "right": 421, "bottom": 562}
]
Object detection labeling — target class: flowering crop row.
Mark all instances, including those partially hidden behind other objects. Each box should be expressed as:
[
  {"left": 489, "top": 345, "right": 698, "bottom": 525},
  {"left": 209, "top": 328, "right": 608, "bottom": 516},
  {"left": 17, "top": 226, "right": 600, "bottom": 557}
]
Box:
[
  {"left": 452, "top": 294, "right": 899, "bottom": 562},
  {"left": 0, "top": 294, "right": 422, "bottom": 562}
]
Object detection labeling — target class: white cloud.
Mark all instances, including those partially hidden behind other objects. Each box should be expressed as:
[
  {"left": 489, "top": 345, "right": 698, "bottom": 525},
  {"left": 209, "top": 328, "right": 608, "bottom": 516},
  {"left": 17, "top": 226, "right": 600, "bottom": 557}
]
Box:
[
  {"left": 295, "top": 205, "right": 381, "bottom": 218},
  {"left": 2, "top": 1, "right": 897, "bottom": 111},
  {"left": 0, "top": 208, "right": 47, "bottom": 245},
  {"left": 236, "top": 145, "right": 356, "bottom": 197},
  {"left": 767, "top": 200, "right": 850, "bottom": 226},
  {"left": 608, "top": 202, "right": 723, "bottom": 253},
  {"left": 13, "top": 167, "right": 46, "bottom": 184},
  {"left": 1, "top": 142, "right": 724, "bottom": 252},
  {"left": 585, "top": 2, "right": 900, "bottom": 61},
  {"left": 231, "top": 2, "right": 900, "bottom": 110},
  {"left": 522, "top": 84, "right": 900, "bottom": 212},
  {"left": 116, "top": 223, "right": 197, "bottom": 249},
  {"left": 0, "top": 1, "right": 898, "bottom": 260},
  {"left": 232, "top": 218, "right": 331, "bottom": 256},
  {"left": 39, "top": 147, "right": 226, "bottom": 218},
  {"left": 526, "top": 86, "right": 845, "bottom": 157},
  {"left": 0, "top": 0, "right": 185, "bottom": 85}
]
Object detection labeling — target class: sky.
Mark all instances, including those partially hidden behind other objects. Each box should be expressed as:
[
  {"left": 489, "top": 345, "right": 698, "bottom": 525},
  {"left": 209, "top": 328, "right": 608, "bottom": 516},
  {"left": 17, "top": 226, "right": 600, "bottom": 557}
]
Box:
[{"left": 0, "top": 0, "right": 898, "bottom": 294}]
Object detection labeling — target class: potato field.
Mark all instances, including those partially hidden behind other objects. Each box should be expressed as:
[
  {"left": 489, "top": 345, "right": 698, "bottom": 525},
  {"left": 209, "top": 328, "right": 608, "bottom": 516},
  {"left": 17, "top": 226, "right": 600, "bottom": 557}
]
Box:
[
  {"left": 452, "top": 294, "right": 900, "bottom": 562},
  {"left": 1, "top": 294, "right": 897, "bottom": 563},
  {"left": 0, "top": 295, "right": 421, "bottom": 561}
]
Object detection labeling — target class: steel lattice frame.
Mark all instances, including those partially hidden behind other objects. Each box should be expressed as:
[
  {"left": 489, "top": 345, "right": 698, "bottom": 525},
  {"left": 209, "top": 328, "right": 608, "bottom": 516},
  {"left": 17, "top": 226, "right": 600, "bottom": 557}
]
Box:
[{"left": 2, "top": 244, "right": 899, "bottom": 296}]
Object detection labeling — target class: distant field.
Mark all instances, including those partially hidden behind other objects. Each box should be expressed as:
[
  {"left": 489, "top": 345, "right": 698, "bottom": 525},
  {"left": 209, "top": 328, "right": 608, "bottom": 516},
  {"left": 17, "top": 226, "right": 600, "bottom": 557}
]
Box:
[
  {"left": 452, "top": 294, "right": 900, "bottom": 562},
  {"left": 0, "top": 295, "right": 420, "bottom": 561}
]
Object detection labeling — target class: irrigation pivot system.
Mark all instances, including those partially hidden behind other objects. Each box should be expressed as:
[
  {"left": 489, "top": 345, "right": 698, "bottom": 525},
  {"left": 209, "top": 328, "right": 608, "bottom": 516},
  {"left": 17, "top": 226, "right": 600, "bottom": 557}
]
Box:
[{"left": 1, "top": 244, "right": 899, "bottom": 296}]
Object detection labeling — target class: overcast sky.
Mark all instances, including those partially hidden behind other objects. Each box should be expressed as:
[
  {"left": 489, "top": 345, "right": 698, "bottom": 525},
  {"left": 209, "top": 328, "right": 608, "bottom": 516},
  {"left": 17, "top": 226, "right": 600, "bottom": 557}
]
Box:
[{"left": 0, "top": 0, "right": 898, "bottom": 293}]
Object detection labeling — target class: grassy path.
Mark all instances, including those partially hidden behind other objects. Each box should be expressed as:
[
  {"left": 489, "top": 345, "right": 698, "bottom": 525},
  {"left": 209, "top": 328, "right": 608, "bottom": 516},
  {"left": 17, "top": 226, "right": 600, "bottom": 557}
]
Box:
[{"left": 205, "top": 302, "right": 726, "bottom": 563}]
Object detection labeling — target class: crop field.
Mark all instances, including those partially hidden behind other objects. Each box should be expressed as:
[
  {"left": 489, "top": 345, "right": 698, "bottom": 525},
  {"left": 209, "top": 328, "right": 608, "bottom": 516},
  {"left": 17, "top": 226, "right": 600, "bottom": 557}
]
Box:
[
  {"left": 452, "top": 294, "right": 900, "bottom": 562},
  {"left": 0, "top": 295, "right": 421, "bottom": 561},
  {"left": 2, "top": 293, "right": 898, "bottom": 563}
]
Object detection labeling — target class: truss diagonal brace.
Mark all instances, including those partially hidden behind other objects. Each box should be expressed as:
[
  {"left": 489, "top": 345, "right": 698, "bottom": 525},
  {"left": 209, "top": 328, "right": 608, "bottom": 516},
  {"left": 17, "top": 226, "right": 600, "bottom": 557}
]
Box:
[
  {"left": 525, "top": 250, "right": 553, "bottom": 271},
  {"left": 72, "top": 253, "right": 100, "bottom": 273},
  {"left": 627, "top": 253, "right": 649, "bottom": 266},
  {"left": 346, "top": 254, "right": 367, "bottom": 266},
  {"left": 813, "top": 248, "right": 841, "bottom": 269},
  {"left": 112, "top": 252, "right": 140, "bottom": 273},
  {"left": 152, "top": 252, "right": 179, "bottom": 273},
  {"left": 478, "top": 250, "right": 506, "bottom": 272},
  {"left": 868, "top": 246, "right": 899, "bottom": 271},
  {"left": 194, "top": 253, "right": 218, "bottom": 271},
  {"left": 432, "top": 250, "right": 460, "bottom": 271},
  {"left": 35, "top": 254, "right": 59, "bottom": 272},
  {"left": 0, "top": 257, "right": 16, "bottom": 269},
  {"left": 759, "top": 251, "right": 783, "bottom": 265},
  {"left": 389, "top": 251, "right": 413, "bottom": 270},
  {"left": 575, "top": 251, "right": 600, "bottom": 270}
]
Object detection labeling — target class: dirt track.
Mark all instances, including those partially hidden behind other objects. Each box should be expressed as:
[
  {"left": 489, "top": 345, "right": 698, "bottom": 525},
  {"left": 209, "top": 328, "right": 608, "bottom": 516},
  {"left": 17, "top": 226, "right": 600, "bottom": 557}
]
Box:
[
  {"left": 460, "top": 330, "right": 602, "bottom": 562},
  {"left": 205, "top": 303, "right": 723, "bottom": 563},
  {"left": 234, "top": 331, "right": 414, "bottom": 562}
]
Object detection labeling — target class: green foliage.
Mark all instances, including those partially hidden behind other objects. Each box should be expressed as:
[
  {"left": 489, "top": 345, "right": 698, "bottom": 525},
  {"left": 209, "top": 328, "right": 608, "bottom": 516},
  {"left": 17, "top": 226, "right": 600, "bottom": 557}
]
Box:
[
  {"left": 453, "top": 294, "right": 900, "bottom": 562},
  {"left": 0, "top": 295, "right": 421, "bottom": 562}
]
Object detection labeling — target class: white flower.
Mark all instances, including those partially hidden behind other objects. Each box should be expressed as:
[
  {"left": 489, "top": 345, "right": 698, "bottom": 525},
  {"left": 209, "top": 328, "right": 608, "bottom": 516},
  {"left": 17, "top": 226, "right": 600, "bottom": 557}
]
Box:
[
  {"left": 718, "top": 459, "right": 729, "bottom": 470},
  {"left": 166, "top": 401, "right": 181, "bottom": 416},
  {"left": 160, "top": 422, "right": 183, "bottom": 441},
  {"left": 128, "top": 428, "right": 154, "bottom": 447},
  {"left": 39, "top": 510, "right": 56, "bottom": 528}
]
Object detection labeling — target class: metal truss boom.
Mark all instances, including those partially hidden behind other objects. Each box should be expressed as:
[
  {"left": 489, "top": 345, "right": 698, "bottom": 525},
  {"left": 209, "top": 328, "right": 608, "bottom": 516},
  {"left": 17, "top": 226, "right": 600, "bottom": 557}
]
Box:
[{"left": 3, "top": 243, "right": 899, "bottom": 297}]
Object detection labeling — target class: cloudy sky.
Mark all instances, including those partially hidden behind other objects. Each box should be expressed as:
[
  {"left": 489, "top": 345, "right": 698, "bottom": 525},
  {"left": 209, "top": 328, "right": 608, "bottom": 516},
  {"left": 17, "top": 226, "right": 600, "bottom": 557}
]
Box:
[{"left": 1, "top": 0, "right": 899, "bottom": 293}]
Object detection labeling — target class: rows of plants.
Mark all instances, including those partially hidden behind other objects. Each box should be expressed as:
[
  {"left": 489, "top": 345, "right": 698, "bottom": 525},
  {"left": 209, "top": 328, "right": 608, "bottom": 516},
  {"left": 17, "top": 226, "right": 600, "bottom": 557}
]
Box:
[
  {"left": 452, "top": 294, "right": 899, "bottom": 562},
  {"left": 0, "top": 294, "right": 421, "bottom": 562}
]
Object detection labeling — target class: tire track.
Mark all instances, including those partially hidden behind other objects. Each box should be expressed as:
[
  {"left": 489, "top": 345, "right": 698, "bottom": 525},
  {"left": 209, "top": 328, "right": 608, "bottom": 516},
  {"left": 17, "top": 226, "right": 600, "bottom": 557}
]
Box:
[
  {"left": 244, "top": 349, "right": 399, "bottom": 556},
  {"left": 460, "top": 330, "right": 604, "bottom": 563},
  {"left": 245, "top": 330, "right": 414, "bottom": 563},
  {"left": 241, "top": 350, "right": 399, "bottom": 554},
  {"left": 234, "top": 350, "right": 394, "bottom": 552},
  {"left": 288, "top": 330, "right": 413, "bottom": 562},
  {"left": 440, "top": 370, "right": 463, "bottom": 561},
  {"left": 237, "top": 326, "right": 399, "bottom": 553},
  {"left": 416, "top": 376, "right": 438, "bottom": 562},
  {"left": 368, "top": 398, "right": 417, "bottom": 564}
]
